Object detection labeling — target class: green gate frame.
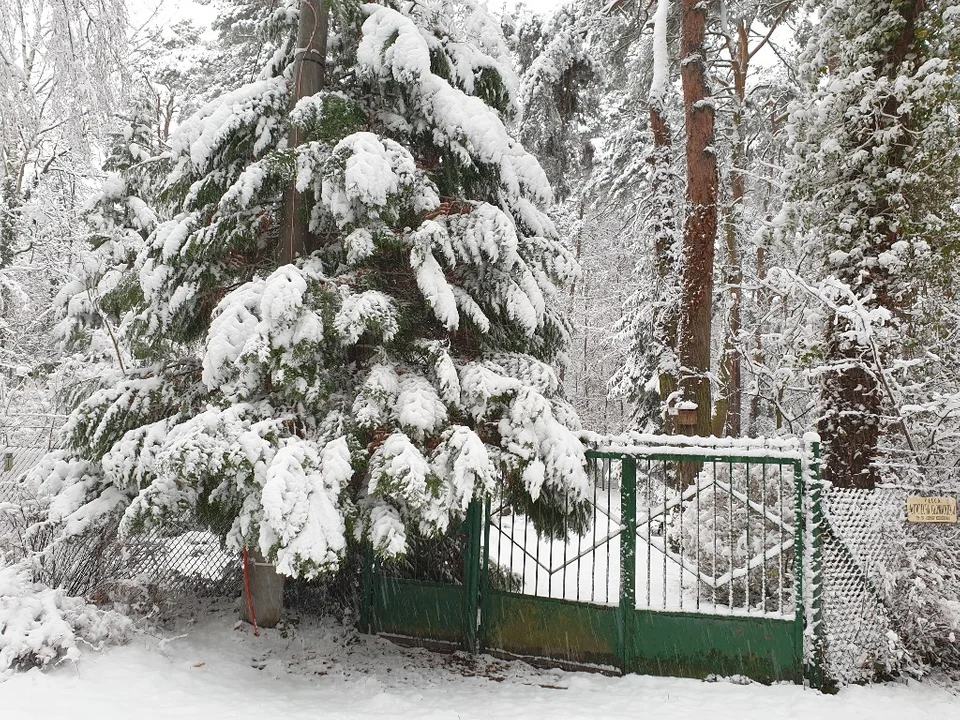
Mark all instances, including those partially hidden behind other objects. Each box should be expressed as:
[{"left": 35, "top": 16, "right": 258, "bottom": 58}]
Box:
[
  {"left": 363, "top": 443, "right": 826, "bottom": 687},
  {"left": 362, "top": 501, "right": 482, "bottom": 651}
]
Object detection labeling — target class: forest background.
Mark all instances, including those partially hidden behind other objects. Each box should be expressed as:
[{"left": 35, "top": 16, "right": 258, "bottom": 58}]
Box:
[
  {"left": 1, "top": 0, "right": 960, "bottom": 683},
  {"left": 4, "top": 0, "right": 958, "bottom": 489}
]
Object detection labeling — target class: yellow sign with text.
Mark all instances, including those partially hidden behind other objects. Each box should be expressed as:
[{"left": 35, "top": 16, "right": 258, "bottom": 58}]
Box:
[{"left": 907, "top": 496, "right": 957, "bottom": 523}]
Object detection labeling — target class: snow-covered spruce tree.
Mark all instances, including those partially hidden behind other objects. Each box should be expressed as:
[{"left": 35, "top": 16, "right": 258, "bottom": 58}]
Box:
[
  {"left": 513, "top": 7, "right": 596, "bottom": 203},
  {"left": 786, "top": 0, "right": 960, "bottom": 487},
  {"left": 39, "top": 0, "right": 590, "bottom": 584}
]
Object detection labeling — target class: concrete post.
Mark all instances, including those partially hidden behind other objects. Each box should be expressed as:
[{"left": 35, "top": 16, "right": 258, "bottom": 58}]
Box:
[{"left": 240, "top": 547, "right": 285, "bottom": 628}]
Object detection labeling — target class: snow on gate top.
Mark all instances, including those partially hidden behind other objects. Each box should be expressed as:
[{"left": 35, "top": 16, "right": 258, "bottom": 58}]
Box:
[{"left": 579, "top": 430, "right": 821, "bottom": 462}]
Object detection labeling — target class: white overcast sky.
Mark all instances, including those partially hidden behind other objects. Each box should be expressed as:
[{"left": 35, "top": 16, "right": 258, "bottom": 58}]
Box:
[
  {"left": 498, "top": 0, "right": 562, "bottom": 13},
  {"left": 133, "top": 0, "right": 560, "bottom": 32}
]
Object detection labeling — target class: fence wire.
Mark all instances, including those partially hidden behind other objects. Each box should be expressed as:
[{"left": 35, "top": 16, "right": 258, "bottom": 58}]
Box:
[
  {"left": 2, "top": 443, "right": 243, "bottom": 602},
  {"left": 820, "top": 488, "right": 901, "bottom": 684},
  {"left": 117, "top": 522, "right": 243, "bottom": 599},
  {"left": 820, "top": 486, "right": 960, "bottom": 684}
]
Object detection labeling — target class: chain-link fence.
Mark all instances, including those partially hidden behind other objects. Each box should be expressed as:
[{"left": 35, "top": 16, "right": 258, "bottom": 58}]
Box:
[
  {"left": 821, "top": 485, "right": 960, "bottom": 684},
  {"left": 117, "top": 523, "right": 243, "bottom": 600},
  {"left": 821, "top": 487, "right": 900, "bottom": 684},
  {"left": 1, "top": 444, "right": 242, "bottom": 604}
]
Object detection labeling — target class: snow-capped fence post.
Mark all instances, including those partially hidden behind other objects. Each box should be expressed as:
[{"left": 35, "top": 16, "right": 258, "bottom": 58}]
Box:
[
  {"left": 618, "top": 456, "right": 637, "bottom": 674},
  {"left": 805, "top": 439, "right": 827, "bottom": 690}
]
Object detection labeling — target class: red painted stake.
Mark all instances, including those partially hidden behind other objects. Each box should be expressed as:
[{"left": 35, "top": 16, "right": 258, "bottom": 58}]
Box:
[{"left": 242, "top": 547, "right": 260, "bottom": 637}]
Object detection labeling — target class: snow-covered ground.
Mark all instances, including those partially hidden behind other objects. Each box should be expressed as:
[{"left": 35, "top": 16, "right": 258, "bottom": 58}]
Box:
[{"left": 1, "top": 601, "right": 956, "bottom": 720}]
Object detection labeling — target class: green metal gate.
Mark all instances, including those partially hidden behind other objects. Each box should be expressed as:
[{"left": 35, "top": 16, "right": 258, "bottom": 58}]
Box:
[
  {"left": 364, "top": 438, "right": 824, "bottom": 685},
  {"left": 363, "top": 501, "right": 483, "bottom": 652}
]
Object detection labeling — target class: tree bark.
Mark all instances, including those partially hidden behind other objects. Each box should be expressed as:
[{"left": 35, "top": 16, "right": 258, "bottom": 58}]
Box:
[
  {"left": 820, "top": 0, "right": 924, "bottom": 489},
  {"left": 715, "top": 20, "right": 748, "bottom": 438},
  {"left": 650, "top": 89, "right": 678, "bottom": 433},
  {"left": 677, "top": 0, "right": 718, "bottom": 437},
  {"left": 748, "top": 241, "right": 765, "bottom": 437},
  {"left": 280, "top": 0, "right": 329, "bottom": 264}
]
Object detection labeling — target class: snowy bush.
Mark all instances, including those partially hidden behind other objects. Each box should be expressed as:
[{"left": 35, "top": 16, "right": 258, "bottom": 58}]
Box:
[
  {"left": 0, "top": 561, "right": 131, "bottom": 679},
  {"left": 0, "top": 474, "right": 128, "bottom": 599}
]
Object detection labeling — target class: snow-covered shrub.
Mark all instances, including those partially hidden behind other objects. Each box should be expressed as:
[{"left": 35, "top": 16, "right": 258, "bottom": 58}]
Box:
[
  {"left": 672, "top": 463, "right": 795, "bottom": 612},
  {"left": 0, "top": 561, "right": 131, "bottom": 679},
  {"left": 888, "top": 521, "right": 960, "bottom": 678},
  {"left": 0, "top": 475, "right": 127, "bottom": 599}
]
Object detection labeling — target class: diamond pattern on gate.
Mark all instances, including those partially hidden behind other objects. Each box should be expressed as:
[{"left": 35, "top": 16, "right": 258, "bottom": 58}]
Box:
[{"left": 639, "top": 468, "right": 796, "bottom": 597}]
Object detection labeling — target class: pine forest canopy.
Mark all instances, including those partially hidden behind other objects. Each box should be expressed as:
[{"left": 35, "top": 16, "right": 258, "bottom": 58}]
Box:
[
  {"left": 41, "top": 0, "right": 592, "bottom": 579},
  {"left": 1, "top": 0, "right": 957, "bottom": 584}
]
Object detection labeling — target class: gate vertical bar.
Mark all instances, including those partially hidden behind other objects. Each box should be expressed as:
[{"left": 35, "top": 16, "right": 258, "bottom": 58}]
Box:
[
  {"left": 360, "top": 542, "right": 374, "bottom": 634},
  {"left": 479, "top": 497, "right": 492, "bottom": 652},
  {"left": 463, "top": 499, "right": 482, "bottom": 653},
  {"left": 807, "top": 440, "right": 826, "bottom": 689},
  {"left": 619, "top": 456, "right": 637, "bottom": 674}
]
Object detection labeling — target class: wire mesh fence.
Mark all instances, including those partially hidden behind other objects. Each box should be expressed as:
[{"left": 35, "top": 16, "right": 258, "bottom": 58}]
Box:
[
  {"left": 118, "top": 523, "right": 243, "bottom": 599},
  {"left": 2, "top": 440, "right": 243, "bottom": 602},
  {"left": 1, "top": 482, "right": 241, "bottom": 603},
  {"left": 820, "top": 487, "right": 900, "bottom": 684},
  {"left": 820, "top": 485, "right": 960, "bottom": 684}
]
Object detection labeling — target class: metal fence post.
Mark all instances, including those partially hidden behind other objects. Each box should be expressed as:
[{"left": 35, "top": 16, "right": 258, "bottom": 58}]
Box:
[
  {"left": 620, "top": 456, "right": 637, "bottom": 674},
  {"left": 479, "top": 497, "right": 492, "bottom": 652},
  {"left": 794, "top": 457, "right": 805, "bottom": 683},
  {"left": 360, "top": 542, "right": 374, "bottom": 634},
  {"left": 807, "top": 441, "right": 826, "bottom": 689},
  {"left": 463, "top": 498, "right": 482, "bottom": 653}
]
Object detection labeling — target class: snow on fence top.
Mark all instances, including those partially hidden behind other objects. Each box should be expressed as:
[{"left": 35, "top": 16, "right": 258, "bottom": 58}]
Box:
[{"left": 580, "top": 431, "right": 821, "bottom": 462}]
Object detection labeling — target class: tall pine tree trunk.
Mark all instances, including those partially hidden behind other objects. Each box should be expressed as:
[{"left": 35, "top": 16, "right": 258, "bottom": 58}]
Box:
[
  {"left": 819, "top": 0, "right": 924, "bottom": 489},
  {"left": 677, "top": 0, "right": 718, "bottom": 437},
  {"left": 649, "top": 0, "right": 679, "bottom": 434},
  {"left": 244, "top": 0, "right": 330, "bottom": 629},
  {"left": 715, "top": 20, "right": 748, "bottom": 438},
  {"left": 280, "top": 0, "right": 329, "bottom": 264}
]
